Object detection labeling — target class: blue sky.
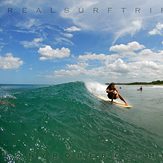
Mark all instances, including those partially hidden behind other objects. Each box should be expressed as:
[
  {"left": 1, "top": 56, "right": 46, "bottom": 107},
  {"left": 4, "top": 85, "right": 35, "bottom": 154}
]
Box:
[{"left": 0, "top": 0, "right": 163, "bottom": 84}]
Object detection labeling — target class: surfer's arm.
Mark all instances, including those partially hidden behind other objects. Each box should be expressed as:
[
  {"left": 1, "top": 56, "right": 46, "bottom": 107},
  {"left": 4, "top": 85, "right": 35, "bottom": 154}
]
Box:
[
  {"left": 114, "top": 88, "right": 128, "bottom": 105},
  {"left": 118, "top": 94, "right": 128, "bottom": 105}
]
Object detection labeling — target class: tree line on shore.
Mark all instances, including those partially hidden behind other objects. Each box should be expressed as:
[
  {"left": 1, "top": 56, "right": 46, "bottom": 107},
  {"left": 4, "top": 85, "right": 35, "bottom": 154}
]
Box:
[{"left": 106, "top": 80, "right": 163, "bottom": 85}]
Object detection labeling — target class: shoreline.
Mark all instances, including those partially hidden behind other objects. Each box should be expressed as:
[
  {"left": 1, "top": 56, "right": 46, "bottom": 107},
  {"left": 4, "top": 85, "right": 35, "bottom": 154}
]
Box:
[{"left": 106, "top": 80, "right": 163, "bottom": 85}]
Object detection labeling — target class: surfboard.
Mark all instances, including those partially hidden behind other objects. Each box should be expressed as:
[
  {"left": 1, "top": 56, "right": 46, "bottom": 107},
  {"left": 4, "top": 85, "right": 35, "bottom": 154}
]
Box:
[{"left": 95, "top": 94, "right": 132, "bottom": 108}]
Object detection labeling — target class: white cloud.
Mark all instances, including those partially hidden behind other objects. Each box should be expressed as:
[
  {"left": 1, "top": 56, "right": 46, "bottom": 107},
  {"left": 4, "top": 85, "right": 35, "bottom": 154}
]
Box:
[
  {"left": 64, "top": 26, "right": 81, "bottom": 32},
  {"left": 61, "top": 0, "right": 100, "bottom": 30},
  {"left": 33, "top": 38, "right": 43, "bottom": 43},
  {"left": 50, "top": 41, "right": 163, "bottom": 82},
  {"left": 138, "top": 48, "right": 153, "bottom": 55},
  {"left": 138, "top": 61, "right": 159, "bottom": 70},
  {"left": 60, "top": 0, "right": 163, "bottom": 41},
  {"left": 130, "top": 49, "right": 163, "bottom": 63},
  {"left": 38, "top": 45, "right": 71, "bottom": 60},
  {"left": 113, "top": 19, "right": 143, "bottom": 44},
  {"left": 67, "top": 62, "right": 88, "bottom": 70},
  {"left": 54, "top": 63, "right": 88, "bottom": 77},
  {"left": 0, "top": 53, "right": 23, "bottom": 70},
  {"left": 54, "top": 69, "right": 79, "bottom": 77},
  {"left": 149, "top": 23, "right": 163, "bottom": 35},
  {"left": 0, "top": 0, "right": 63, "bottom": 10},
  {"left": 0, "top": 0, "right": 21, "bottom": 5},
  {"left": 55, "top": 37, "right": 73, "bottom": 46},
  {"left": 78, "top": 53, "right": 106, "bottom": 61},
  {"left": 107, "top": 59, "right": 129, "bottom": 73},
  {"left": 62, "top": 33, "right": 73, "bottom": 38},
  {"left": 1, "top": 1, "right": 163, "bottom": 82},
  {"left": 1, "top": 0, "right": 162, "bottom": 34},
  {"left": 2, "top": 0, "right": 162, "bottom": 43},
  {"left": 17, "top": 18, "right": 40, "bottom": 29},
  {"left": 20, "top": 38, "right": 43, "bottom": 48},
  {"left": 110, "top": 41, "right": 145, "bottom": 52},
  {"left": 0, "top": 0, "right": 21, "bottom": 6},
  {"left": 53, "top": 63, "right": 106, "bottom": 78}
]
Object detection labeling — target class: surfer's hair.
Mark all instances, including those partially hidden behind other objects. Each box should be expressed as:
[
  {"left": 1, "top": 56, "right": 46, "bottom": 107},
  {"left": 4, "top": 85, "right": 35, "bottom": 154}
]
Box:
[
  {"left": 108, "top": 82, "right": 115, "bottom": 89},
  {"left": 109, "top": 82, "right": 115, "bottom": 86}
]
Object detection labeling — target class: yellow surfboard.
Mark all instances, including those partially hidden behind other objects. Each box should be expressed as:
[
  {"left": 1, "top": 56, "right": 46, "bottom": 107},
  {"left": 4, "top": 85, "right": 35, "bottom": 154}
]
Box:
[{"left": 95, "top": 94, "right": 132, "bottom": 108}]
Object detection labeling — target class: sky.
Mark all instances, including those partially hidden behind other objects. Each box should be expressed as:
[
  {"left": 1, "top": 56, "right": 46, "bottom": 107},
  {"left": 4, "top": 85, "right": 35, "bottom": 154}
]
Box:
[{"left": 0, "top": 0, "right": 163, "bottom": 84}]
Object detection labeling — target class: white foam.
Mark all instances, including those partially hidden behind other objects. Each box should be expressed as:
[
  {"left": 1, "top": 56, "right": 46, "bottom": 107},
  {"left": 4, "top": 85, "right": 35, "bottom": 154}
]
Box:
[
  {"left": 85, "top": 81, "right": 107, "bottom": 96},
  {"left": 2, "top": 94, "right": 16, "bottom": 99},
  {"left": 151, "top": 85, "right": 163, "bottom": 89}
]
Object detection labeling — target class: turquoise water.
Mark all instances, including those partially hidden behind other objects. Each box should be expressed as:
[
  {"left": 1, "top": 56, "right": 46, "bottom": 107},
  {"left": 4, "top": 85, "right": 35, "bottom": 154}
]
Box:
[{"left": 0, "top": 82, "right": 163, "bottom": 163}]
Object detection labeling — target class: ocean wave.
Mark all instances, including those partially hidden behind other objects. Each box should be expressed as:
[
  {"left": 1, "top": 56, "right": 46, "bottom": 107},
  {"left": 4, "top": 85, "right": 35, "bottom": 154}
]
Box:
[{"left": 0, "top": 81, "right": 163, "bottom": 162}]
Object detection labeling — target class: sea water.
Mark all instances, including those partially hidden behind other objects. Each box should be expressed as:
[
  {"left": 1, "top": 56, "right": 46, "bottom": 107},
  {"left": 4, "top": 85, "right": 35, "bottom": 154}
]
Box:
[{"left": 0, "top": 82, "right": 163, "bottom": 163}]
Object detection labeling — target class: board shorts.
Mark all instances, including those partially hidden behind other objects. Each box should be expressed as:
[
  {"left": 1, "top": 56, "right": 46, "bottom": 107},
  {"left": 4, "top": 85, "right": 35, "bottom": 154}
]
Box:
[{"left": 107, "top": 92, "right": 117, "bottom": 99}]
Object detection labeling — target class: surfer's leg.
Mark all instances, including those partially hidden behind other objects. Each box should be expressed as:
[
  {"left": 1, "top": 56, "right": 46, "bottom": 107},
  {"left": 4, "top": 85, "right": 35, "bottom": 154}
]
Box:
[
  {"left": 108, "top": 93, "right": 114, "bottom": 103},
  {"left": 111, "top": 95, "right": 114, "bottom": 103},
  {"left": 111, "top": 93, "right": 117, "bottom": 103}
]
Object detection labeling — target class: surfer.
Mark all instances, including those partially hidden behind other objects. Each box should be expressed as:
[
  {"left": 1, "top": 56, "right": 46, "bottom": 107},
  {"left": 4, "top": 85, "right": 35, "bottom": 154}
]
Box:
[
  {"left": 106, "top": 83, "right": 128, "bottom": 105},
  {"left": 137, "top": 86, "right": 142, "bottom": 91}
]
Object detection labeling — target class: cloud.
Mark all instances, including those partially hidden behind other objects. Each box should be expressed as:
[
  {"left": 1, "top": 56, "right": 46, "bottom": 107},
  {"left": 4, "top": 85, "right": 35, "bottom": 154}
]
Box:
[
  {"left": 113, "top": 19, "right": 143, "bottom": 44},
  {"left": 53, "top": 62, "right": 107, "bottom": 79},
  {"left": 60, "top": 1, "right": 163, "bottom": 45},
  {"left": 38, "top": 45, "right": 71, "bottom": 60},
  {"left": 149, "top": 23, "right": 163, "bottom": 35},
  {"left": 0, "top": 0, "right": 21, "bottom": 6},
  {"left": 67, "top": 62, "right": 88, "bottom": 69},
  {"left": 0, "top": 0, "right": 64, "bottom": 10},
  {"left": 16, "top": 18, "right": 40, "bottom": 29},
  {"left": 78, "top": 53, "right": 106, "bottom": 61},
  {"left": 55, "top": 37, "right": 74, "bottom": 46},
  {"left": 1, "top": 1, "right": 163, "bottom": 83},
  {"left": 20, "top": 38, "right": 43, "bottom": 48},
  {"left": 0, "top": 53, "right": 23, "bottom": 70},
  {"left": 110, "top": 41, "right": 145, "bottom": 52},
  {"left": 56, "top": 32, "right": 74, "bottom": 46},
  {"left": 60, "top": 0, "right": 100, "bottom": 29},
  {"left": 1, "top": 0, "right": 162, "bottom": 43},
  {"left": 130, "top": 49, "right": 163, "bottom": 63},
  {"left": 62, "top": 33, "right": 73, "bottom": 38},
  {"left": 50, "top": 41, "right": 163, "bottom": 82},
  {"left": 60, "top": 0, "right": 163, "bottom": 39},
  {"left": 54, "top": 62, "right": 88, "bottom": 77},
  {"left": 138, "top": 61, "right": 159, "bottom": 70},
  {"left": 107, "top": 59, "right": 129, "bottom": 73},
  {"left": 64, "top": 26, "right": 81, "bottom": 32}
]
